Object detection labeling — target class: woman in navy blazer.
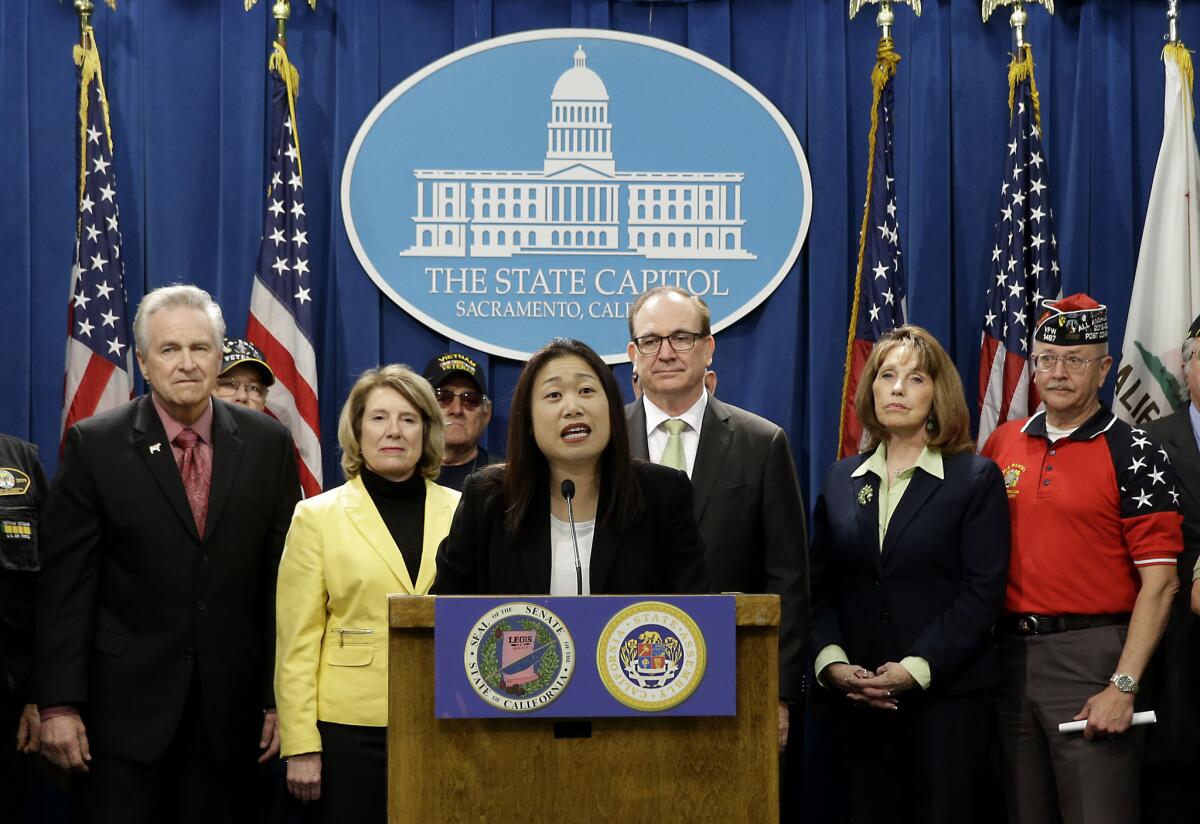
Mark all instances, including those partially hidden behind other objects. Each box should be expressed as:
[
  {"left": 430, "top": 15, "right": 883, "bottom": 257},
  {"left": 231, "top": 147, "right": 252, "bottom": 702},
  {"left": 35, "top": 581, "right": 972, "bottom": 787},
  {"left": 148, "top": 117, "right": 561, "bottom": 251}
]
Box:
[{"left": 810, "top": 326, "right": 1009, "bottom": 823}]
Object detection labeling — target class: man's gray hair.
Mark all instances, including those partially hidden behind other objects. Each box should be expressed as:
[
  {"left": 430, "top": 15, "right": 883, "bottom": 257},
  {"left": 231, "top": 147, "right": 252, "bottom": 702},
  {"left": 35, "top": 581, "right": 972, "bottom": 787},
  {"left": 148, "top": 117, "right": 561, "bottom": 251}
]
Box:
[
  {"left": 133, "top": 284, "right": 225, "bottom": 354},
  {"left": 1180, "top": 335, "right": 1198, "bottom": 405}
]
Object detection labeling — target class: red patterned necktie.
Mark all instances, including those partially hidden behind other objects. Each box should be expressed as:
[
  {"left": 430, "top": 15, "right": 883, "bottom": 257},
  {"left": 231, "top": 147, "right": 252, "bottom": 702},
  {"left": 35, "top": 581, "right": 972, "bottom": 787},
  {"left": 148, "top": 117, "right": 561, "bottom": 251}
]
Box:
[{"left": 173, "top": 428, "right": 209, "bottom": 537}]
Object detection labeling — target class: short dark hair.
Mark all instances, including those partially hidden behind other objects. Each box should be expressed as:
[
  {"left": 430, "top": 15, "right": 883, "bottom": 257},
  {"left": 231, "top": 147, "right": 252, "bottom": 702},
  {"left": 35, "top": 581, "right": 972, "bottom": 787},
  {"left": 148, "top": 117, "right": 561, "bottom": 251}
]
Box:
[
  {"left": 502, "top": 338, "right": 642, "bottom": 535},
  {"left": 627, "top": 286, "right": 712, "bottom": 340}
]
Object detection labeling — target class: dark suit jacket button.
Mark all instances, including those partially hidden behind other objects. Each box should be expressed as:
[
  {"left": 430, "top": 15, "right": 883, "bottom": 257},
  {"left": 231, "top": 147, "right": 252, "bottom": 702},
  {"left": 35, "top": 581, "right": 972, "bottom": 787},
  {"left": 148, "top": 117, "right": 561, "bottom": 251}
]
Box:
[
  {"left": 874, "top": 578, "right": 881, "bottom": 586},
  {"left": 184, "top": 648, "right": 195, "bottom": 660},
  {"left": 199, "top": 553, "right": 208, "bottom": 564},
  {"left": 195, "top": 600, "right": 206, "bottom": 611},
  {"left": 881, "top": 612, "right": 890, "bottom": 623}
]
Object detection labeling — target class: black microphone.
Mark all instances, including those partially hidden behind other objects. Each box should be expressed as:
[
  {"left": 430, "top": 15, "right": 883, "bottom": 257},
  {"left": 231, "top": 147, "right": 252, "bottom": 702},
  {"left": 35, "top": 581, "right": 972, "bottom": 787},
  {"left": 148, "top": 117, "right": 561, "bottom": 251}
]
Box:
[{"left": 560, "top": 479, "right": 583, "bottom": 596}]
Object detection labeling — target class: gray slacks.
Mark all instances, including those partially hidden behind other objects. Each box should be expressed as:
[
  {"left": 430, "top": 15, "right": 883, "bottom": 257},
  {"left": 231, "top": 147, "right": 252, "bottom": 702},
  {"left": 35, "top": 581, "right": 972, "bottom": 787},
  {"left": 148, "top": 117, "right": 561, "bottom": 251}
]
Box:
[{"left": 995, "top": 624, "right": 1143, "bottom": 824}]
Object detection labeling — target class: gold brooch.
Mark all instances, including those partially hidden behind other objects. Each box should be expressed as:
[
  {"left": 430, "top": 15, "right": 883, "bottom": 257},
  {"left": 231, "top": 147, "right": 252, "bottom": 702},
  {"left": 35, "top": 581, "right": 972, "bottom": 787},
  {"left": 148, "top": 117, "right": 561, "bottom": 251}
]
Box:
[{"left": 857, "top": 485, "right": 874, "bottom": 506}]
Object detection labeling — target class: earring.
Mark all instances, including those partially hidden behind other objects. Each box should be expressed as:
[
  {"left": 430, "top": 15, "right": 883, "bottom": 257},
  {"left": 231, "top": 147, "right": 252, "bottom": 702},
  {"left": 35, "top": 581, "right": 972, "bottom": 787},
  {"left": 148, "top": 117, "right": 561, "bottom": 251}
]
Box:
[{"left": 925, "top": 419, "right": 934, "bottom": 432}]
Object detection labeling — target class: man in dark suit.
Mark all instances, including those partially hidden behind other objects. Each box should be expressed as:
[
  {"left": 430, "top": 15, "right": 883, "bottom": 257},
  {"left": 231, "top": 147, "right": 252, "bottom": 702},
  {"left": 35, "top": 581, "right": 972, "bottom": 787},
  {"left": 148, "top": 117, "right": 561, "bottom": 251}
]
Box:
[
  {"left": 35, "top": 285, "right": 301, "bottom": 824},
  {"left": 623, "top": 286, "right": 808, "bottom": 749},
  {"left": 1141, "top": 314, "right": 1200, "bottom": 820}
]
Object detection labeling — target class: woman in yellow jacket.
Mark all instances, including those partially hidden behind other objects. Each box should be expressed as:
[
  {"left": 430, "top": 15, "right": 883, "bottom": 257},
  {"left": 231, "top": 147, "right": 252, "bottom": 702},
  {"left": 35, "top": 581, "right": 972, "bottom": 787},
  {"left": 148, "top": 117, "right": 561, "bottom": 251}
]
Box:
[{"left": 275, "top": 365, "right": 461, "bottom": 822}]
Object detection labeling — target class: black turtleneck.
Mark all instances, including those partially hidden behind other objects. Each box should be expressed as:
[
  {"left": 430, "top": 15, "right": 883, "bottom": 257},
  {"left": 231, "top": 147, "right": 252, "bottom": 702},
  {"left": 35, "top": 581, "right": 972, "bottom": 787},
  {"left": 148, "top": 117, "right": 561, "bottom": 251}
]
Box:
[{"left": 359, "top": 465, "right": 427, "bottom": 584}]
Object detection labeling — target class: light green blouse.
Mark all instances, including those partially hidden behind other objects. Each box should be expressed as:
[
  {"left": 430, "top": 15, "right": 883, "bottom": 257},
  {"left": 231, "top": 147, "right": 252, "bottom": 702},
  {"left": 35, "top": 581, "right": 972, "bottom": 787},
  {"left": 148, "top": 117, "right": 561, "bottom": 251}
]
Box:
[{"left": 814, "top": 441, "right": 943, "bottom": 690}]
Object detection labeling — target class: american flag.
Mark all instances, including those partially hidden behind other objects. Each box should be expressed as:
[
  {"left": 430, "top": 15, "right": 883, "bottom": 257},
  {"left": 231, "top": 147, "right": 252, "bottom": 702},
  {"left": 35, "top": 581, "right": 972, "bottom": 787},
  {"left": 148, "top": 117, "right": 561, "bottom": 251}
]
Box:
[
  {"left": 62, "top": 39, "right": 133, "bottom": 439},
  {"left": 977, "top": 45, "right": 1062, "bottom": 449},
  {"left": 246, "top": 46, "right": 322, "bottom": 497},
  {"left": 838, "top": 45, "right": 907, "bottom": 458}
]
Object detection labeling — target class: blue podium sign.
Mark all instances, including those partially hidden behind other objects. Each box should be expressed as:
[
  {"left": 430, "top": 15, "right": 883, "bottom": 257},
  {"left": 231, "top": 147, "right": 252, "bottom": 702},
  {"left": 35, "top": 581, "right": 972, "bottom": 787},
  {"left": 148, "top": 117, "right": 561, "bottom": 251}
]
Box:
[
  {"left": 342, "top": 29, "right": 812, "bottom": 362},
  {"left": 434, "top": 595, "right": 736, "bottom": 719}
]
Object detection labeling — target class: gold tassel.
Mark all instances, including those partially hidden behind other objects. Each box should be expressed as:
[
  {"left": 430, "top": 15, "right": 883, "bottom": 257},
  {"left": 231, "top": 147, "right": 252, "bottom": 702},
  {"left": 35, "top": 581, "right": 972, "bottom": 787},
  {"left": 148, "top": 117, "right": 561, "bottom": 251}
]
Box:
[
  {"left": 268, "top": 42, "right": 304, "bottom": 181},
  {"left": 838, "top": 37, "right": 901, "bottom": 458},
  {"left": 1007, "top": 44, "right": 1042, "bottom": 127},
  {"left": 1163, "top": 41, "right": 1195, "bottom": 119},
  {"left": 73, "top": 31, "right": 115, "bottom": 202}
]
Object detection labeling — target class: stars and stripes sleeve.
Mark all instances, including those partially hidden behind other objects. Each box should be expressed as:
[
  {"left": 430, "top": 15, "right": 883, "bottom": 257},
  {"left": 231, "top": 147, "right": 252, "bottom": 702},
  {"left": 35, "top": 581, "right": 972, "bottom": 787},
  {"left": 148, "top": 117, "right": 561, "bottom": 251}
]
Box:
[{"left": 1108, "top": 426, "right": 1184, "bottom": 566}]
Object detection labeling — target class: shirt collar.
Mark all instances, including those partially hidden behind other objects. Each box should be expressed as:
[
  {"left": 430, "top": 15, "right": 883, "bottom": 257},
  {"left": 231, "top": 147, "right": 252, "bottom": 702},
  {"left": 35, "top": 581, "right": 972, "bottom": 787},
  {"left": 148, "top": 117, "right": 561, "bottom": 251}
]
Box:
[
  {"left": 1020, "top": 404, "right": 1116, "bottom": 442},
  {"left": 151, "top": 393, "right": 214, "bottom": 446},
  {"left": 1189, "top": 402, "right": 1200, "bottom": 447},
  {"left": 850, "top": 442, "right": 944, "bottom": 480},
  {"left": 643, "top": 389, "right": 708, "bottom": 436}
]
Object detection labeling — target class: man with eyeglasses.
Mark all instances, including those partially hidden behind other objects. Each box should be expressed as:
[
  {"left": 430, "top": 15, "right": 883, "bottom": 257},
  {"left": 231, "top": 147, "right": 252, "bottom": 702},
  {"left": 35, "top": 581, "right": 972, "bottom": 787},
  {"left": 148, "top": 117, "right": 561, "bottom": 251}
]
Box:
[
  {"left": 982, "top": 294, "right": 1183, "bottom": 824},
  {"left": 423, "top": 353, "right": 493, "bottom": 492},
  {"left": 623, "top": 285, "right": 808, "bottom": 753},
  {"left": 214, "top": 339, "right": 274, "bottom": 413}
]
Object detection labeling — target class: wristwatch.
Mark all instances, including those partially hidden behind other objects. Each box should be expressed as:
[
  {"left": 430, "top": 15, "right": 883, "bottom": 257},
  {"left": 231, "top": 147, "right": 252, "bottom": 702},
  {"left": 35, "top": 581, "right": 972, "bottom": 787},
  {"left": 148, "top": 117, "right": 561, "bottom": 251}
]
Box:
[{"left": 1110, "top": 673, "right": 1139, "bottom": 694}]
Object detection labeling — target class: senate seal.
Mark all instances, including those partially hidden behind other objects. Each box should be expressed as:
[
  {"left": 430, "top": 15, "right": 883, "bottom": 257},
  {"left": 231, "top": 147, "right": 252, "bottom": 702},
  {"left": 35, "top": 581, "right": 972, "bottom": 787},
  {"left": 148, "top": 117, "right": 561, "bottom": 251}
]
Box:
[
  {"left": 464, "top": 602, "right": 574, "bottom": 713},
  {"left": 597, "top": 601, "right": 706, "bottom": 711}
]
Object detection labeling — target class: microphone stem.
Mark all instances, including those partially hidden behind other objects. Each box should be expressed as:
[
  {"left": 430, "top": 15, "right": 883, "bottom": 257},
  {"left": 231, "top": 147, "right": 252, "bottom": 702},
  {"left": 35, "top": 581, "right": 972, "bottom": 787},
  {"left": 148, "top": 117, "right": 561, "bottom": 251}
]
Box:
[{"left": 565, "top": 494, "right": 583, "bottom": 596}]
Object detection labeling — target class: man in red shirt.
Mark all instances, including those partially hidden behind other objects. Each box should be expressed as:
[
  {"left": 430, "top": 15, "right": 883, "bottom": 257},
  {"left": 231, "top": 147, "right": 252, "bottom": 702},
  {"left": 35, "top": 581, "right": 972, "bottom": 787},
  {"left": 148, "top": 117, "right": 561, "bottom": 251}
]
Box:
[{"left": 982, "top": 294, "right": 1183, "bottom": 824}]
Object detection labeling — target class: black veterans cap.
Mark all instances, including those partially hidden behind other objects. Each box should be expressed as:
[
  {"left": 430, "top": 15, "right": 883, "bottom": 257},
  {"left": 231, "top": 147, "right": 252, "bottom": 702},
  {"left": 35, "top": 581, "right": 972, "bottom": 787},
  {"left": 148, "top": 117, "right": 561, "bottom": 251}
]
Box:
[
  {"left": 1188, "top": 312, "right": 1200, "bottom": 342},
  {"left": 220, "top": 338, "right": 275, "bottom": 386},
  {"left": 423, "top": 352, "right": 487, "bottom": 396},
  {"left": 1033, "top": 294, "right": 1108, "bottom": 346}
]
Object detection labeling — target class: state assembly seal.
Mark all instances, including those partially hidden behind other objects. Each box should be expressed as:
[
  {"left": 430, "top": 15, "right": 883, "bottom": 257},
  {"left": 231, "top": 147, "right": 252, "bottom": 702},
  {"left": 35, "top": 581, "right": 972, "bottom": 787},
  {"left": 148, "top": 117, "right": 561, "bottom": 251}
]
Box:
[
  {"left": 597, "top": 601, "right": 706, "bottom": 711},
  {"left": 464, "top": 602, "right": 575, "bottom": 712}
]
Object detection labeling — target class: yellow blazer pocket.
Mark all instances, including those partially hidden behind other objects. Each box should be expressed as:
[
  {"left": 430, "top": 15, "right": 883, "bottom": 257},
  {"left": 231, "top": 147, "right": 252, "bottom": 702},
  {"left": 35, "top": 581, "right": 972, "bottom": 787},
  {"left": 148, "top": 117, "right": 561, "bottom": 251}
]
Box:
[{"left": 326, "top": 644, "right": 374, "bottom": 667}]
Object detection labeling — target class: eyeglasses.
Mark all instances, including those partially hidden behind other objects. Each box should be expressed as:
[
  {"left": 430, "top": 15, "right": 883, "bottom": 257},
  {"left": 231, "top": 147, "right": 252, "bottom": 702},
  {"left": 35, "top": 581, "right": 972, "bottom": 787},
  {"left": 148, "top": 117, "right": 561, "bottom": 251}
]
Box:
[
  {"left": 1031, "top": 353, "right": 1103, "bottom": 374},
  {"left": 436, "top": 387, "right": 486, "bottom": 411},
  {"left": 632, "top": 331, "right": 707, "bottom": 355},
  {"left": 215, "top": 377, "right": 265, "bottom": 399}
]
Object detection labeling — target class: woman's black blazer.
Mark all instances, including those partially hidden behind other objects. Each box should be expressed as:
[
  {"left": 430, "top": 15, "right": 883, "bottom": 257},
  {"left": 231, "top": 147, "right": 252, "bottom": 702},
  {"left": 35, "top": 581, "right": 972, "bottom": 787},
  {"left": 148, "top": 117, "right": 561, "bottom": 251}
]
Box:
[{"left": 434, "top": 461, "right": 710, "bottom": 596}]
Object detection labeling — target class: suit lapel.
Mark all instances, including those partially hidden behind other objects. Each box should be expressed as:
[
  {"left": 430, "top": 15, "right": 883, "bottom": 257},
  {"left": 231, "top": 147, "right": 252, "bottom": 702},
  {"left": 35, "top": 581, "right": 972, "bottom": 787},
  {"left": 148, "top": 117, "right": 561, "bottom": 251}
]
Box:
[
  {"left": 851, "top": 464, "right": 883, "bottom": 572},
  {"left": 1163, "top": 411, "right": 1200, "bottom": 508},
  {"left": 133, "top": 396, "right": 200, "bottom": 541},
  {"left": 881, "top": 469, "right": 941, "bottom": 557},
  {"left": 691, "top": 398, "right": 733, "bottom": 522},
  {"left": 204, "top": 401, "right": 243, "bottom": 544},
  {"left": 626, "top": 400, "right": 650, "bottom": 461},
  {"left": 589, "top": 506, "right": 619, "bottom": 594},
  {"left": 520, "top": 493, "right": 553, "bottom": 595},
  {"left": 341, "top": 477, "right": 415, "bottom": 592}
]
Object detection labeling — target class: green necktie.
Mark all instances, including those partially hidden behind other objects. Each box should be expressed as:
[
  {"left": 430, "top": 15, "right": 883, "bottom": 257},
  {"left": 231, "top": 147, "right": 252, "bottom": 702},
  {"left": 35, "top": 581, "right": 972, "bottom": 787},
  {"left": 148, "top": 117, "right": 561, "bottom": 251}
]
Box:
[{"left": 660, "top": 419, "right": 688, "bottom": 471}]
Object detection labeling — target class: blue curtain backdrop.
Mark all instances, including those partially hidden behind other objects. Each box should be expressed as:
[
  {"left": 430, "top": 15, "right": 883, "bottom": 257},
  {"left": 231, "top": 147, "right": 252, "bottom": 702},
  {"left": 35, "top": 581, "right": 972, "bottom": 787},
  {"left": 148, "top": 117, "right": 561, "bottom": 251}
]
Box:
[{"left": 1, "top": 0, "right": 1195, "bottom": 506}]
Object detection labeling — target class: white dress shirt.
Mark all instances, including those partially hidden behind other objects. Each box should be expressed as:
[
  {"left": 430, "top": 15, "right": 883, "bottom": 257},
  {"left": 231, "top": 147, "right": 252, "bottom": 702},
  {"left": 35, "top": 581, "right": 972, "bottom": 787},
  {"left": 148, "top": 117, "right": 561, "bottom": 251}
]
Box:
[
  {"left": 643, "top": 390, "right": 709, "bottom": 478},
  {"left": 549, "top": 514, "right": 594, "bottom": 595}
]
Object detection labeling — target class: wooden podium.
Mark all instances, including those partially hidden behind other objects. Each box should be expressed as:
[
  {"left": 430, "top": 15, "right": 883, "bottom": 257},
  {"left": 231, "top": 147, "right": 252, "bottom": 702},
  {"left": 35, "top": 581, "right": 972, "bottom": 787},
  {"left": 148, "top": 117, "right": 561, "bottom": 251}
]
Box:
[{"left": 387, "top": 593, "right": 780, "bottom": 822}]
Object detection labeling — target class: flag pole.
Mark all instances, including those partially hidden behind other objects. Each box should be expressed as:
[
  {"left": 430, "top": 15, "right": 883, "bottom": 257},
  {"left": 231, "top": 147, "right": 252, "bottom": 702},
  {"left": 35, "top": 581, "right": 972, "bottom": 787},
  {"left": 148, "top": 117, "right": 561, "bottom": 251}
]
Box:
[
  {"left": 1167, "top": 0, "right": 1179, "bottom": 45},
  {"left": 837, "top": 0, "right": 919, "bottom": 458},
  {"left": 982, "top": 0, "right": 1055, "bottom": 52},
  {"left": 73, "top": 0, "right": 93, "bottom": 47}
]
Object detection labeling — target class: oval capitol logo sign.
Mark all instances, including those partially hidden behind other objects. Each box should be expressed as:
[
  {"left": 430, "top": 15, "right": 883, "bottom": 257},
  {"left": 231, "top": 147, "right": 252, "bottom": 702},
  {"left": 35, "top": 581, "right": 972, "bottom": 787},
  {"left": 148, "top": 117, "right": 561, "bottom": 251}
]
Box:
[{"left": 342, "top": 29, "right": 812, "bottom": 362}]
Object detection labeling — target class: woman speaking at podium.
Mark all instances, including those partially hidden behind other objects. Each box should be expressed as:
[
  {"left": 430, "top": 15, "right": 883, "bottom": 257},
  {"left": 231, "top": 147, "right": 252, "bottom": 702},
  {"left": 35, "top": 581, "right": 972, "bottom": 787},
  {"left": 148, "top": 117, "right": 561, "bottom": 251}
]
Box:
[
  {"left": 434, "top": 337, "right": 708, "bottom": 596},
  {"left": 274, "top": 365, "right": 460, "bottom": 822}
]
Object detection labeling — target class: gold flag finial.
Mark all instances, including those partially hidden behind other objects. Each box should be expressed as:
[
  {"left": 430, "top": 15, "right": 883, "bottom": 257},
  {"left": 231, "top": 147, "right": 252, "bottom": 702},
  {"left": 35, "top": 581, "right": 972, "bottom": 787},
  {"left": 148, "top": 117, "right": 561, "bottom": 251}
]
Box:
[
  {"left": 849, "top": 0, "right": 921, "bottom": 39},
  {"left": 982, "top": 0, "right": 1054, "bottom": 50},
  {"left": 245, "top": 0, "right": 317, "bottom": 46}
]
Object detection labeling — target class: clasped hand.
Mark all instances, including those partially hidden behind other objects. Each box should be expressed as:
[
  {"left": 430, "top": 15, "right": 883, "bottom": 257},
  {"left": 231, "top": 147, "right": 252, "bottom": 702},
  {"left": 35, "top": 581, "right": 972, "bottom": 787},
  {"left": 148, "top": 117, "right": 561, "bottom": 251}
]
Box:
[{"left": 824, "top": 661, "right": 916, "bottom": 710}]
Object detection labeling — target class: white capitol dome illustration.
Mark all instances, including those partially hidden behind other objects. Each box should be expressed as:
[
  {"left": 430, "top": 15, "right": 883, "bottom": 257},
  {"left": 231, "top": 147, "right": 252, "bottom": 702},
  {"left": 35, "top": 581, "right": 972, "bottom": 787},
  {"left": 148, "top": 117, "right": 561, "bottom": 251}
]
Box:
[{"left": 403, "top": 46, "right": 754, "bottom": 261}]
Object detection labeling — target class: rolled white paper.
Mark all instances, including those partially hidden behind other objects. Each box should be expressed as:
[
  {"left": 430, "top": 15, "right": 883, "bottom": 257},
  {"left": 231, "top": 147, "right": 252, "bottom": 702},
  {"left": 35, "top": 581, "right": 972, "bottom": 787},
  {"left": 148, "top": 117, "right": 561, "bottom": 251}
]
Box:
[{"left": 1058, "top": 709, "right": 1157, "bottom": 734}]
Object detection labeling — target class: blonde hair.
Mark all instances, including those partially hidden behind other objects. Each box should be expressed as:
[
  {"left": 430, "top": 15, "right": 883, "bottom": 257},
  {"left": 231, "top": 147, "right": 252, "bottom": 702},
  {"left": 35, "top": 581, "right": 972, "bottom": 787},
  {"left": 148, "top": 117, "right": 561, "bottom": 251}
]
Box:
[
  {"left": 337, "top": 364, "right": 444, "bottom": 481},
  {"left": 854, "top": 325, "right": 973, "bottom": 455}
]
